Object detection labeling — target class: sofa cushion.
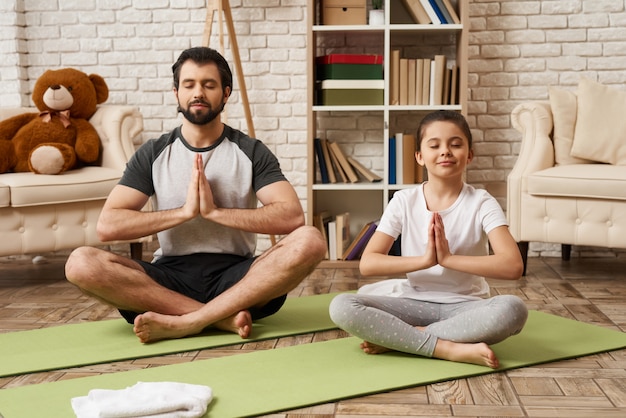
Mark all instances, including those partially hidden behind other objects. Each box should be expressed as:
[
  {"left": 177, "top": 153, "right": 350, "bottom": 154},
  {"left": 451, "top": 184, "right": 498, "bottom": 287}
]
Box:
[
  {"left": 548, "top": 87, "right": 593, "bottom": 166},
  {"left": 0, "top": 182, "right": 9, "bottom": 207},
  {"left": 571, "top": 78, "right": 626, "bottom": 165},
  {"left": 0, "top": 167, "right": 122, "bottom": 207},
  {"left": 528, "top": 164, "right": 626, "bottom": 201}
]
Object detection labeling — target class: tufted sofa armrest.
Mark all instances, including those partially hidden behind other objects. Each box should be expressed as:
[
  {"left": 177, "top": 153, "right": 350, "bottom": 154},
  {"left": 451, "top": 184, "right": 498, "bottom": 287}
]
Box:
[
  {"left": 509, "top": 101, "right": 555, "bottom": 177},
  {"left": 89, "top": 105, "right": 143, "bottom": 171},
  {"left": 507, "top": 101, "right": 555, "bottom": 241}
]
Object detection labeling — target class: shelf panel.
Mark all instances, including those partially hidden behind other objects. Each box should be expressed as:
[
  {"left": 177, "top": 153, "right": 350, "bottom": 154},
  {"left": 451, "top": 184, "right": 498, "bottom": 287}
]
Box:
[
  {"left": 389, "top": 104, "right": 462, "bottom": 111},
  {"left": 312, "top": 183, "right": 385, "bottom": 191},
  {"left": 313, "top": 24, "right": 462, "bottom": 34},
  {"left": 312, "top": 105, "right": 385, "bottom": 112},
  {"left": 389, "top": 24, "right": 462, "bottom": 33},
  {"left": 312, "top": 25, "right": 384, "bottom": 33},
  {"left": 313, "top": 105, "right": 461, "bottom": 112}
]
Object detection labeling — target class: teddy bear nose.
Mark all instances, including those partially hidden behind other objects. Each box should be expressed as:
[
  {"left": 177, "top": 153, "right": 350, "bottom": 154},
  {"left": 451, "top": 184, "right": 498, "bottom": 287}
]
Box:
[{"left": 50, "top": 85, "right": 61, "bottom": 90}]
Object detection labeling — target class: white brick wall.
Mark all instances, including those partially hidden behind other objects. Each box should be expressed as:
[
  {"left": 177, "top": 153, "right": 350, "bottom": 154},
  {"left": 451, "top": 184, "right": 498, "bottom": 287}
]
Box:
[{"left": 2, "top": 0, "right": 626, "bottom": 257}]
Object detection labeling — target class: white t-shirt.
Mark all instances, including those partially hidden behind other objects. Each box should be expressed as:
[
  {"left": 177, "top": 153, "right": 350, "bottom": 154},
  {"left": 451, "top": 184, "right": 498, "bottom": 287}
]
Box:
[{"left": 359, "top": 183, "right": 508, "bottom": 303}]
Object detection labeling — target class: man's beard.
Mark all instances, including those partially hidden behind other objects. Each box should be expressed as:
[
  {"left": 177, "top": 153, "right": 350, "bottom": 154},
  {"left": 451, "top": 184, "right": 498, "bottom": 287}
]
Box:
[{"left": 178, "top": 100, "right": 225, "bottom": 125}]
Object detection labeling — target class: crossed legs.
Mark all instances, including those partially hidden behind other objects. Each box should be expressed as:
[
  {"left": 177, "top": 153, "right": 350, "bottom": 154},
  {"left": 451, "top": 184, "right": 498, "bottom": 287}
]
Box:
[
  {"left": 329, "top": 293, "right": 528, "bottom": 368},
  {"left": 65, "top": 225, "right": 326, "bottom": 343}
]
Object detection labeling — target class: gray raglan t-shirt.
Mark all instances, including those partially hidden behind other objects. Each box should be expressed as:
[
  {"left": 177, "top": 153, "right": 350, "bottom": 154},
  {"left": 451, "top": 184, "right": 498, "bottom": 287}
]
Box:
[{"left": 119, "top": 125, "right": 286, "bottom": 259}]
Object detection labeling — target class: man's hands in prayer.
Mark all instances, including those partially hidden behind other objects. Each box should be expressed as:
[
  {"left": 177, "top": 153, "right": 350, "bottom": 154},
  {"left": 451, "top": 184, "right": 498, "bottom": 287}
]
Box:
[{"left": 184, "top": 153, "right": 218, "bottom": 220}]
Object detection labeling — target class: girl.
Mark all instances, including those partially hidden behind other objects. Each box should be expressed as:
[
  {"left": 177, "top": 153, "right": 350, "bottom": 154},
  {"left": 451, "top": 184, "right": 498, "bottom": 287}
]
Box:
[{"left": 329, "top": 110, "right": 527, "bottom": 368}]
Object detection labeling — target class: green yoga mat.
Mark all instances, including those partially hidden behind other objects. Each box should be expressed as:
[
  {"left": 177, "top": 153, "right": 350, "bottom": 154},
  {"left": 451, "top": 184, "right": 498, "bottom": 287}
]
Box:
[
  {"left": 1, "top": 311, "right": 624, "bottom": 418},
  {"left": 0, "top": 293, "right": 338, "bottom": 377}
]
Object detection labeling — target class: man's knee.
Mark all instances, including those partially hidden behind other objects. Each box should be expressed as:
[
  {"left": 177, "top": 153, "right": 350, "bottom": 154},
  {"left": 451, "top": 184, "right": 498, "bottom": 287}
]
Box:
[
  {"left": 292, "top": 225, "right": 326, "bottom": 259},
  {"left": 65, "top": 246, "right": 100, "bottom": 285}
]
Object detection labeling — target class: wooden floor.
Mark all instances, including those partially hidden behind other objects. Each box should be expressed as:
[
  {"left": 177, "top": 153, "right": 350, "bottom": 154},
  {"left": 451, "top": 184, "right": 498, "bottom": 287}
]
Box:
[{"left": 1, "top": 250, "right": 625, "bottom": 417}]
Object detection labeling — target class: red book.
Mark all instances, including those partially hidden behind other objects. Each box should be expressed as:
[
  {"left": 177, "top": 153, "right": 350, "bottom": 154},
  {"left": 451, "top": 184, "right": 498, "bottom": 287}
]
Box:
[{"left": 316, "top": 54, "right": 384, "bottom": 65}]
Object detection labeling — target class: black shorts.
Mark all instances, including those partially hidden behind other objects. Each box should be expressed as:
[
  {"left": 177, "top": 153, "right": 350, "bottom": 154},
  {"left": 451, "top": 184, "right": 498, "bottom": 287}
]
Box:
[{"left": 119, "top": 253, "right": 287, "bottom": 323}]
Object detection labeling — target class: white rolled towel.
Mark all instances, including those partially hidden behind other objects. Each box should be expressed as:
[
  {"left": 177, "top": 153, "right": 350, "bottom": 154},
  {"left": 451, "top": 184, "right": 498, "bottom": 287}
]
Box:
[{"left": 71, "top": 381, "right": 213, "bottom": 418}]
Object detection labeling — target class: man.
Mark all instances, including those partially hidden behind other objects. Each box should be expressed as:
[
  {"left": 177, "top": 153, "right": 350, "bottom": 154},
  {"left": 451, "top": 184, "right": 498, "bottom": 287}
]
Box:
[{"left": 65, "top": 47, "right": 326, "bottom": 343}]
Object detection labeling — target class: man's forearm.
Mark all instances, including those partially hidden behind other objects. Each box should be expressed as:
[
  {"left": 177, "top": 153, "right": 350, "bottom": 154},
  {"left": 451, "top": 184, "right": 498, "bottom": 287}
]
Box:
[
  {"left": 206, "top": 201, "right": 304, "bottom": 236},
  {"left": 97, "top": 207, "right": 190, "bottom": 242}
]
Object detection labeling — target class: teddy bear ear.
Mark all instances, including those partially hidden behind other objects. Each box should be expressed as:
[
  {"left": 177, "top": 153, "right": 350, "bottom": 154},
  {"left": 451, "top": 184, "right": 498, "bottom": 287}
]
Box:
[{"left": 89, "top": 74, "right": 109, "bottom": 104}]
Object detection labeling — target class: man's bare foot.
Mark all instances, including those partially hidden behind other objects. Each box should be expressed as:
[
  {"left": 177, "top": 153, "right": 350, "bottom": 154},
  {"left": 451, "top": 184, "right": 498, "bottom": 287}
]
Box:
[
  {"left": 434, "top": 340, "right": 499, "bottom": 368},
  {"left": 133, "top": 309, "right": 253, "bottom": 343},
  {"left": 134, "top": 311, "right": 206, "bottom": 343},
  {"left": 360, "top": 340, "right": 392, "bottom": 355},
  {"left": 214, "top": 310, "right": 252, "bottom": 338}
]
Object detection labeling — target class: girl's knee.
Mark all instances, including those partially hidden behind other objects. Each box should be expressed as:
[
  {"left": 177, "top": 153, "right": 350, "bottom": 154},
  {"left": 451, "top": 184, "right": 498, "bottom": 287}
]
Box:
[
  {"left": 498, "top": 295, "right": 528, "bottom": 334},
  {"left": 328, "top": 293, "right": 357, "bottom": 326}
]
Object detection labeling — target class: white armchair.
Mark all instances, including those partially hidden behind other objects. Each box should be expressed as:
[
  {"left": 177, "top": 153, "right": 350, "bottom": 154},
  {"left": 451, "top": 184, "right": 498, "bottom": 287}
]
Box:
[
  {"left": 507, "top": 84, "right": 626, "bottom": 274},
  {"left": 0, "top": 105, "right": 151, "bottom": 259}
]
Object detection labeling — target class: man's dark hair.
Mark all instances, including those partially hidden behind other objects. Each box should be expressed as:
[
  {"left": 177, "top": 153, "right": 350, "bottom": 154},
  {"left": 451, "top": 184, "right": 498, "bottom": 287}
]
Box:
[
  {"left": 172, "top": 47, "right": 233, "bottom": 92},
  {"left": 416, "top": 110, "right": 473, "bottom": 151}
]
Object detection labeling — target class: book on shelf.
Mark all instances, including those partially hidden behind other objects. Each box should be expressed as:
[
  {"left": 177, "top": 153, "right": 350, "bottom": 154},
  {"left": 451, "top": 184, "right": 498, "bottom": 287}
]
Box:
[
  {"left": 393, "top": 133, "right": 417, "bottom": 185},
  {"left": 402, "top": 133, "right": 417, "bottom": 184},
  {"left": 399, "top": 58, "right": 409, "bottom": 106},
  {"left": 316, "top": 54, "right": 384, "bottom": 65},
  {"left": 415, "top": 58, "right": 425, "bottom": 105},
  {"left": 428, "top": 0, "right": 450, "bottom": 24},
  {"left": 400, "top": 0, "right": 431, "bottom": 24},
  {"left": 321, "top": 138, "right": 337, "bottom": 183},
  {"left": 450, "top": 64, "right": 458, "bottom": 105},
  {"left": 328, "top": 143, "right": 349, "bottom": 183},
  {"left": 432, "top": 54, "right": 447, "bottom": 105},
  {"left": 390, "top": 50, "right": 401, "bottom": 105},
  {"left": 408, "top": 59, "right": 417, "bottom": 105},
  {"left": 433, "top": 0, "right": 454, "bottom": 24},
  {"left": 420, "top": 0, "right": 442, "bottom": 24},
  {"left": 327, "top": 220, "right": 337, "bottom": 261},
  {"left": 395, "top": 133, "right": 403, "bottom": 185},
  {"left": 348, "top": 156, "right": 382, "bottom": 182},
  {"left": 327, "top": 141, "right": 359, "bottom": 183},
  {"left": 422, "top": 58, "right": 431, "bottom": 105},
  {"left": 335, "top": 212, "right": 350, "bottom": 260},
  {"left": 314, "top": 138, "right": 329, "bottom": 184},
  {"left": 440, "top": 0, "right": 460, "bottom": 24},
  {"left": 388, "top": 136, "right": 396, "bottom": 185},
  {"left": 313, "top": 210, "right": 333, "bottom": 259},
  {"left": 443, "top": 66, "right": 451, "bottom": 105},
  {"left": 343, "top": 220, "right": 379, "bottom": 261}
]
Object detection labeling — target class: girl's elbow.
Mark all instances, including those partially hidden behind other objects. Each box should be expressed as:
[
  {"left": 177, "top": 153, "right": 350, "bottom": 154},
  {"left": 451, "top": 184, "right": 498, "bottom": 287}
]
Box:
[{"left": 506, "top": 257, "right": 525, "bottom": 280}]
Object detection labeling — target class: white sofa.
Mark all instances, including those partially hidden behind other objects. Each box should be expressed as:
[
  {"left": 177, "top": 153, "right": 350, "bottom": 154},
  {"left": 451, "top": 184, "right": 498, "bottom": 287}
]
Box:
[
  {"left": 507, "top": 78, "right": 626, "bottom": 274},
  {"left": 0, "top": 105, "right": 151, "bottom": 259}
]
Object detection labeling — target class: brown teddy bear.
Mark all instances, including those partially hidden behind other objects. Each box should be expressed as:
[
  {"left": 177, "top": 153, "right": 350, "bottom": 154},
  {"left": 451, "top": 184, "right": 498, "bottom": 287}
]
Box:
[{"left": 0, "top": 68, "right": 109, "bottom": 174}]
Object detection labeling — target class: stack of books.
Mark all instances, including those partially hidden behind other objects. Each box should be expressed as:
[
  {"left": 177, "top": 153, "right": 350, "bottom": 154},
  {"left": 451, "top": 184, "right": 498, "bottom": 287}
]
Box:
[
  {"left": 388, "top": 133, "right": 427, "bottom": 185},
  {"left": 401, "top": 0, "right": 460, "bottom": 25},
  {"left": 315, "top": 54, "right": 384, "bottom": 106},
  {"left": 314, "top": 210, "right": 379, "bottom": 261},
  {"left": 314, "top": 138, "right": 382, "bottom": 184},
  {"left": 389, "top": 51, "right": 458, "bottom": 106}
]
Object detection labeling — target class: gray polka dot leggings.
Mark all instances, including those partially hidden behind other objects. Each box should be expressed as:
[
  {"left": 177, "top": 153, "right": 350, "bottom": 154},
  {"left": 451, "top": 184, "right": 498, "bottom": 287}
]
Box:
[{"left": 329, "top": 293, "right": 528, "bottom": 357}]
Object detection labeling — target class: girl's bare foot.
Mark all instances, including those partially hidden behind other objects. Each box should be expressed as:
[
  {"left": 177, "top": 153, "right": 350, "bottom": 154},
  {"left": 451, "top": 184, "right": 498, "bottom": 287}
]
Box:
[
  {"left": 434, "top": 340, "right": 499, "bottom": 368},
  {"left": 133, "top": 309, "right": 252, "bottom": 343},
  {"left": 360, "top": 340, "right": 392, "bottom": 354}
]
